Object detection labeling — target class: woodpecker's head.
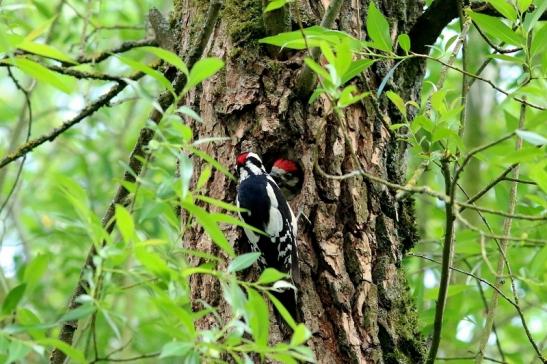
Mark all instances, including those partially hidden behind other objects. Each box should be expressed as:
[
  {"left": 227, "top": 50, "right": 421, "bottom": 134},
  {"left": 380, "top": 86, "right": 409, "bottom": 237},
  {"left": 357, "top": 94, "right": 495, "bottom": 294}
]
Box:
[
  {"left": 236, "top": 152, "right": 267, "bottom": 181},
  {"left": 269, "top": 159, "right": 303, "bottom": 200}
]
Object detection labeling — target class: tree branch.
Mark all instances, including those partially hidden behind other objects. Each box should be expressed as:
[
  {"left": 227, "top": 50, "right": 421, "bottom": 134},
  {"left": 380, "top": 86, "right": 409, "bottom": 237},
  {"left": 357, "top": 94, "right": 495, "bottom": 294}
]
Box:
[
  {"left": 426, "top": 158, "right": 457, "bottom": 364},
  {"left": 463, "top": 164, "right": 516, "bottom": 207},
  {"left": 75, "top": 38, "right": 158, "bottom": 65},
  {"left": 408, "top": 0, "right": 547, "bottom": 54},
  {"left": 0, "top": 67, "right": 150, "bottom": 170},
  {"left": 294, "top": 0, "right": 344, "bottom": 99},
  {"left": 410, "top": 254, "right": 516, "bottom": 309}
]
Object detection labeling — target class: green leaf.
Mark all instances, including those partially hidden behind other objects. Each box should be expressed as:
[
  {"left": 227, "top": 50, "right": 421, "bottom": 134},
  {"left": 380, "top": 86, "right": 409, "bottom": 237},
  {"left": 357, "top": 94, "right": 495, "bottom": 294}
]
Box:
[
  {"left": 516, "top": 129, "right": 547, "bottom": 145},
  {"left": 142, "top": 46, "right": 188, "bottom": 74},
  {"left": 160, "top": 341, "right": 193, "bottom": 358},
  {"left": 2, "top": 284, "right": 26, "bottom": 314},
  {"left": 524, "top": 0, "right": 547, "bottom": 30},
  {"left": 245, "top": 288, "right": 269, "bottom": 347},
  {"left": 529, "top": 162, "right": 547, "bottom": 194},
  {"left": 179, "top": 153, "right": 193, "bottom": 199},
  {"left": 487, "top": 0, "right": 518, "bottom": 21},
  {"left": 59, "top": 304, "right": 96, "bottom": 322},
  {"left": 267, "top": 292, "right": 297, "bottom": 330},
  {"left": 3, "top": 57, "right": 73, "bottom": 93},
  {"left": 135, "top": 246, "right": 170, "bottom": 279},
  {"left": 195, "top": 195, "right": 245, "bottom": 212},
  {"left": 18, "top": 40, "right": 76, "bottom": 64},
  {"left": 23, "top": 254, "right": 48, "bottom": 291},
  {"left": 7, "top": 339, "right": 31, "bottom": 363},
  {"left": 258, "top": 268, "right": 287, "bottom": 284},
  {"left": 115, "top": 204, "right": 135, "bottom": 242},
  {"left": 118, "top": 55, "right": 174, "bottom": 92},
  {"left": 196, "top": 165, "right": 212, "bottom": 190},
  {"left": 270, "top": 353, "right": 298, "bottom": 364},
  {"left": 397, "top": 33, "right": 411, "bottom": 52},
  {"left": 337, "top": 85, "right": 369, "bottom": 108},
  {"left": 184, "top": 57, "right": 224, "bottom": 93},
  {"left": 303, "top": 57, "right": 332, "bottom": 84},
  {"left": 264, "top": 0, "right": 291, "bottom": 12},
  {"left": 181, "top": 201, "right": 235, "bottom": 256},
  {"left": 290, "top": 345, "right": 315, "bottom": 362},
  {"left": 333, "top": 40, "right": 352, "bottom": 77},
  {"left": 210, "top": 213, "right": 267, "bottom": 236},
  {"left": 259, "top": 26, "right": 362, "bottom": 50},
  {"left": 530, "top": 23, "right": 547, "bottom": 58},
  {"left": 469, "top": 12, "right": 524, "bottom": 45},
  {"left": 37, "top": 338, "right": 86, "bottom": 363},
  {"left": 177, "top": 106, "right": 202, "bottom": 123},
  {"left": 341, "top": 59, "right": 374, "bottom": 84},
  {"left": 222, "top": 280, "right": 247, "bottom": 314},
  {"left": 386, "top": 90, "right": 406, "bottom": 118},
  {"left": 425, "top": 284, "right": 470, "bottom": 300},
  {"left": 397, "top": 34, "right": 410, "bottom": 54},
  {"left": 228, "top": 252, "right": 261, "bottom": 273},
  {"left": 485, "top": 53, "right": 525, "bottom": 65},
  {"left": 366, "top": 2, "right": 392, "bottom": 52},
  {"left": 186, "top": 146, "right": 235, "bottom": 180},
  {"left": 376, "top": 59, "right": 404, "bottom": 97},
  {"left": 290, "top": 323, "right": 311, "bottom": 346},
  {"left": 517, "top": 0, "right": 533, "bottom": 13}
]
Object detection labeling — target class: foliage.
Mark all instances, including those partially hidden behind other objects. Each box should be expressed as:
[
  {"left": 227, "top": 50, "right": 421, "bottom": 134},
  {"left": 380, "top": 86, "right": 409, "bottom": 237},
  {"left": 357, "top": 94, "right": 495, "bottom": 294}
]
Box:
[
  {"left": 0, "top": 1, "right": 311, "bottom": 363},
  {"left": 261, "top": 1, "right": 546, "bottom": 362},
  {"left": 0, "top": 0, "right": 546, "bottom": 363}
]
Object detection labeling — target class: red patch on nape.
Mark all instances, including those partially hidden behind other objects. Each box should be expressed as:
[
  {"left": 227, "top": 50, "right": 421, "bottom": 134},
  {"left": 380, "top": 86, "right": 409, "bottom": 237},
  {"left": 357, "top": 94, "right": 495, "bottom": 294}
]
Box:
[
  {"left": 273, "top": 159, "right": 299, "bottom": 173},
  {"left": 236, "top": 152, "right": 250, "bottom": 166}
]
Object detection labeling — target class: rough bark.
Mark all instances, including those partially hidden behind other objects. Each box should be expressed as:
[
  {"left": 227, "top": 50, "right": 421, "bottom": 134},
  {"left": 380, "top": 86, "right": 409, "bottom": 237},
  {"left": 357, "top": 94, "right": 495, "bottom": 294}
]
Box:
[{"left": 173, "top": 0, "right": 427, "bottom": 362}]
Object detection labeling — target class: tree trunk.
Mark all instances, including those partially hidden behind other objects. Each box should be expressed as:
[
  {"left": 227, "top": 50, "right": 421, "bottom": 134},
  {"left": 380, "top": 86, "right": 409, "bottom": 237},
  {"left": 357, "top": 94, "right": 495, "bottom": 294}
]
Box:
[{"left": 174, "top": 0, "right": 427, "bottom": 362}]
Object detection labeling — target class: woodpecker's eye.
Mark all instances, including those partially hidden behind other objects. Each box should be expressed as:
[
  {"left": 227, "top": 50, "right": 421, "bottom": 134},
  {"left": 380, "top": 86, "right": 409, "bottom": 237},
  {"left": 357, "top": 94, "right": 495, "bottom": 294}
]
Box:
[{"left": 286, "top": 173, "right": 293, "bottom": 177}]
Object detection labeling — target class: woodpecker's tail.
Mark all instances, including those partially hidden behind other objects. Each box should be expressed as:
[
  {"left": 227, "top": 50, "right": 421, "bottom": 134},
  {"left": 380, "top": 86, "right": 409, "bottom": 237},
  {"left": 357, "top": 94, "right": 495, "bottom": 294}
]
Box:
[{"left": 272, "top": 287, "right": 299, "bottom": 326}]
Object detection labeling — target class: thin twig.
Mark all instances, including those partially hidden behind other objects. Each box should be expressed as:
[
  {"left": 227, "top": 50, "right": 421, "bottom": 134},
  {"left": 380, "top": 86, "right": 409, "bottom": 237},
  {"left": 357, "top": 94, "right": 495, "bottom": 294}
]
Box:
[
  {"left": 0, "top": 67, "right": 33, "bottom": 215},
  {"left": 458, "top": 5, "right": 469, "bottom": 138},
  {"left": 455, "top": 133, "right": 515, "bottom": 181},
  {"left": 75, "top": 38, "right": 158, "bottom": 65},
  {"left": 416, "top": 54, "right": 545, "bottom": 111},
  {"left": 437, "top": 356, "right": 507, "bottom": 363},
  {"left": 315, "top": 162, "right": 546, "bottom": 221},
  {"left": 472, "top": 21, "right": 522, "bottom": 54},
  {"left": 426, "top": 158, "right": 457, "bottom": 364},
  {"left": 91, "top": 352, "right": 160, "bottom": 363},
  {"left": 46, "top": 64, "right": 125, "bottom": 82},
  {"left": 0, "top": 66, "right": 154, "bottom": 169},
  {"left": 502, "top": 177, "right": 536, "bottom": 185},
  {"left": 463, "top": 259, "right": 506, "bottom": 361},
  {"left": 456, "top": 211, "right": 546, "bottom": 245},
  {"left": 463, "top": 164, "right": 516, "bottom": 207},
  {"left": 475, "top": 100, "right": 544, "bottom": 363},
  {"left": 410, "top": 254, "right": 516, "bottom": 308}
]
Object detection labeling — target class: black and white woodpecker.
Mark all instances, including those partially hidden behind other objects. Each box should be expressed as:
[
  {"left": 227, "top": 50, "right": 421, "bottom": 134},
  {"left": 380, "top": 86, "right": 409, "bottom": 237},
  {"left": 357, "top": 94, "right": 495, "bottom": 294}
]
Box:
[{"left": 235, "top": 152, "right": 300, "bottom": 320}]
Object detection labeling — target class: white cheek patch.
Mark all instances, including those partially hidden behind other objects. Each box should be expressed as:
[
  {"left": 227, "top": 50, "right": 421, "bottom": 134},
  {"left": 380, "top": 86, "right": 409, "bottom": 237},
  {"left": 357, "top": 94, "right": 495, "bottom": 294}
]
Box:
[
  {"left": 247, "top": 162, "right": 264, "bottom": 176},
  {"left": 271, "top": 166, "right": 283, "bottom": 175},
  {"left": 239, "top": 169, "right": 250, "bottom": 181}
]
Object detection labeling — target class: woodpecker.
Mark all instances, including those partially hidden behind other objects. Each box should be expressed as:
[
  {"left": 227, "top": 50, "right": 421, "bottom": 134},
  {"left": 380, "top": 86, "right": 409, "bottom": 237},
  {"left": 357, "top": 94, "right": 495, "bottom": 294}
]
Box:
[
  {"left": 269, "top": 158, "right": 304, "bottom": 201},
  {"left": 235, "top": 152, "right": 300, "bottom": 320}
]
